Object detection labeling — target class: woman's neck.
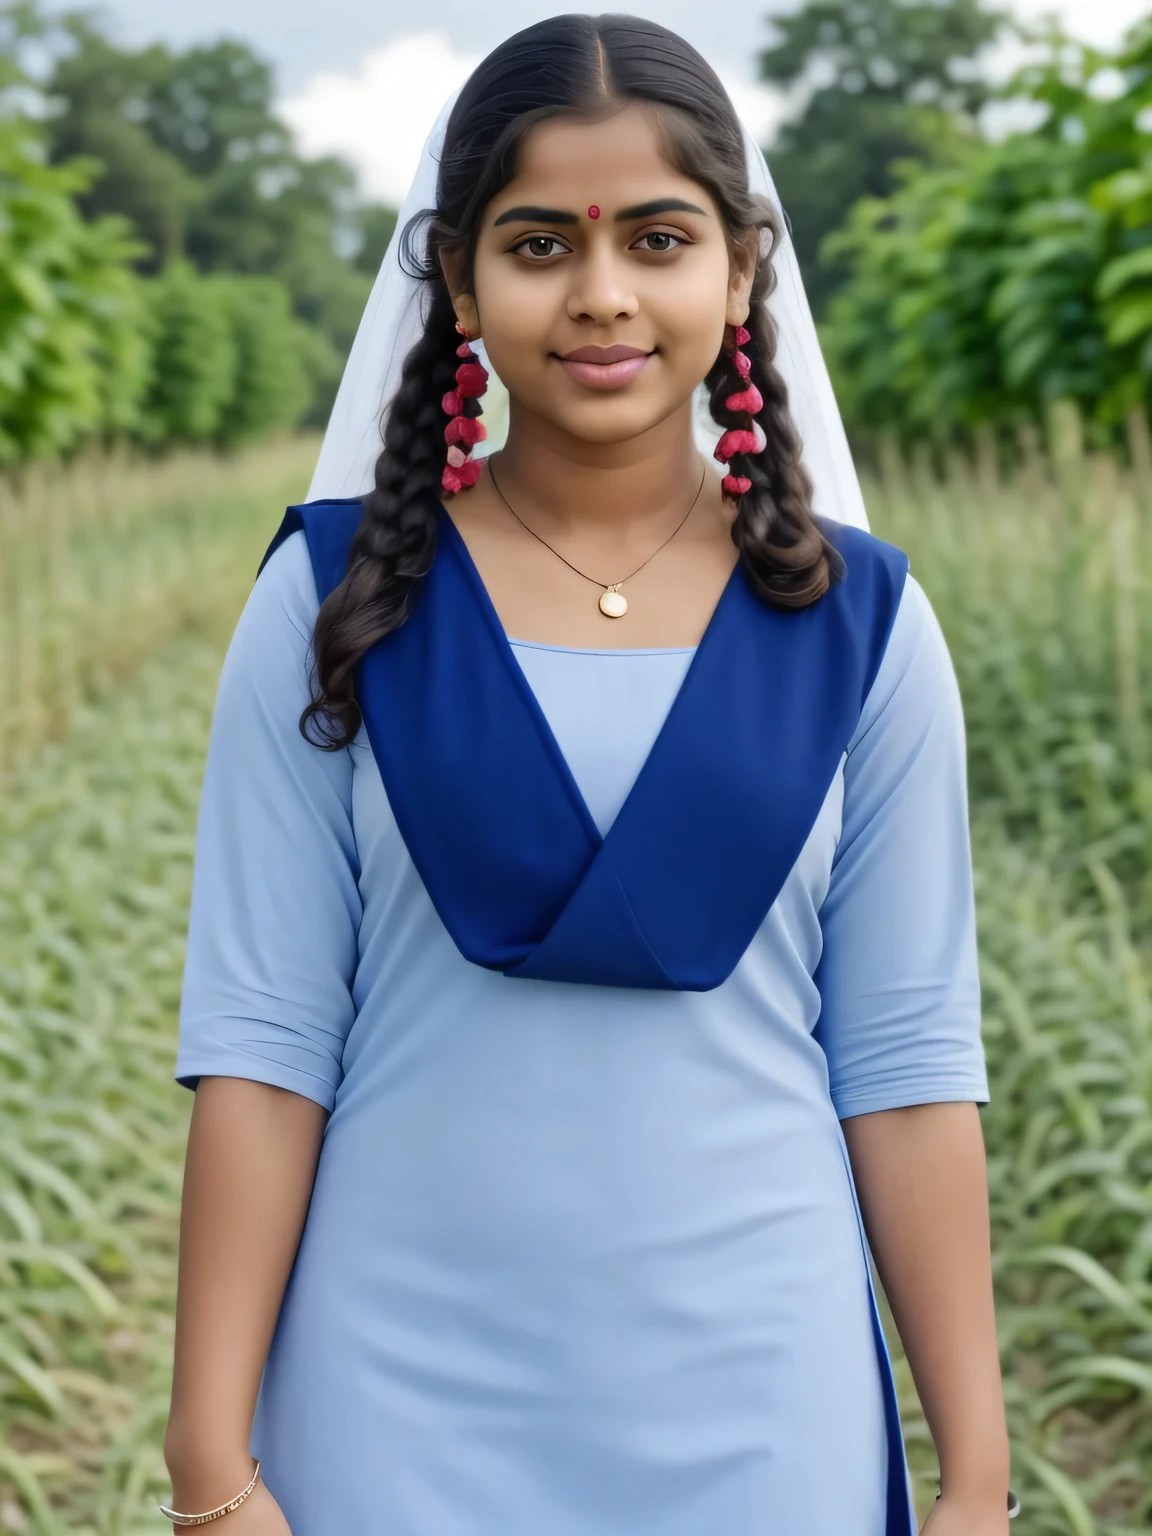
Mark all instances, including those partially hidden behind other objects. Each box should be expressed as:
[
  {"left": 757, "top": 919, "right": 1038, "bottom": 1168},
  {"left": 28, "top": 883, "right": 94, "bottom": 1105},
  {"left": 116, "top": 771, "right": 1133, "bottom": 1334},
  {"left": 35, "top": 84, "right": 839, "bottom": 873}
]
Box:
[{"left": 491, "top": 396, "right": 705, "bottom": 547}]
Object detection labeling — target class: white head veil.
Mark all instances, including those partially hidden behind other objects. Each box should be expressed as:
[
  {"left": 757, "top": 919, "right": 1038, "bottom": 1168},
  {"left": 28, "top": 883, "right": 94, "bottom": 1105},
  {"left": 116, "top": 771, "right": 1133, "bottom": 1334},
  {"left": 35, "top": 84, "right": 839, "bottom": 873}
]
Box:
[{"left": 307, "top": 85, "right": 869, "bottom": 533}]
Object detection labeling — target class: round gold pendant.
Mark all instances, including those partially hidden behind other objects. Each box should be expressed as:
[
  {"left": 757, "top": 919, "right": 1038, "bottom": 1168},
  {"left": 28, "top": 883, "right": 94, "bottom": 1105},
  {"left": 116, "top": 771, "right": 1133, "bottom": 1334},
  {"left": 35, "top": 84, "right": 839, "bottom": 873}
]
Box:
[{"left": 599, "top": 586, "right": 628, "bottom": 618}]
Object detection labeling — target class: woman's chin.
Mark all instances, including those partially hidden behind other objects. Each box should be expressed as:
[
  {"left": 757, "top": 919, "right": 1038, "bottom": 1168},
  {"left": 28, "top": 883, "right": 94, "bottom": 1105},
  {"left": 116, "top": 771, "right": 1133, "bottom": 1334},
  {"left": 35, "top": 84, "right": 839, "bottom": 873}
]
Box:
[{"left": 533, "top": 392, "right": 691, "bottom": 447}]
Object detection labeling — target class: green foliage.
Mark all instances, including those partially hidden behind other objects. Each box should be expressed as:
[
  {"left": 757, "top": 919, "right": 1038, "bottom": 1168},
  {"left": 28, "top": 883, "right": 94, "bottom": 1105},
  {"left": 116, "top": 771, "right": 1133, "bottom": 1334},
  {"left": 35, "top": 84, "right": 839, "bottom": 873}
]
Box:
[
  {"left": 0, "top": 443, "right": 316, "bottom": 1528},
  {"left": 352, "top": 203, "right": 399, "bottom": 276},
  {"left": 759, "top": 0, "right": 1005, "bottom": 106},
  {"left": 0, "top": 118, "right": 150, "bottom": 462},
  {"left": 0, "top": 97, "right": 323, "bottom": 462},
  {"left": 0, "top": 2, "right": 393, "bottom": 451},
  {"left": 822, "top": 23, "right": 1152, "bottom": 436},
  {"left": 41, "top": 16, "right": 200, "bottom": 268},
  {"left": 0, "top": 438, "right": 321, "bottom": 770},
  {"left": 137, "top": 263, "right": 326, "bottom": 447},
  {"left": 139, "top": 260, "right": 235, "bottom": 444},
  {"left": 868, "top": 415, "right": 1152, "bottom": 1528},
  {"left": 22, "top": 3, "right": 397, "bottom": 390},
  {"left": 214, "top": 276, "right": 319, "bottom": 446},
  {"left": 758, "top": 0, "right": 1008, "bottom": 314}
]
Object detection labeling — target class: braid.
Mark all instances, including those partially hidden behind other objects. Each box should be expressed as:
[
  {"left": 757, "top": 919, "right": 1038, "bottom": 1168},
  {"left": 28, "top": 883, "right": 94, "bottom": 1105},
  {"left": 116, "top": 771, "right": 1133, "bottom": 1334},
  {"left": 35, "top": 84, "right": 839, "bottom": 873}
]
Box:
[
  {"left": 706, "top": 252, "right": 842, "bottom": 607},
  {"left": 303, "top": 282, "right": 460, "bottom": 749}
]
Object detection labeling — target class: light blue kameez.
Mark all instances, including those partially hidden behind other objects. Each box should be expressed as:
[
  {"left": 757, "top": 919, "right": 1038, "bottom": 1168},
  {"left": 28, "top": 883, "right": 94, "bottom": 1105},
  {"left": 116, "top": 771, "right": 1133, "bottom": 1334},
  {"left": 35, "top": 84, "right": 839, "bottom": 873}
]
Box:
[{"left": 175, "top": 528, "right": 989, "bottom": 1535}]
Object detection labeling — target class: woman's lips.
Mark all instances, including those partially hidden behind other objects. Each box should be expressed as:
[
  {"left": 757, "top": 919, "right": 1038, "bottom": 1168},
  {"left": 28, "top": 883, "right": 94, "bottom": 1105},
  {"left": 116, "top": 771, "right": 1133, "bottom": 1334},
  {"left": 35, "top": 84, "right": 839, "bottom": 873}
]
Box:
[{"left": 556, "top": 351, "right": 652, "bottom": 389}]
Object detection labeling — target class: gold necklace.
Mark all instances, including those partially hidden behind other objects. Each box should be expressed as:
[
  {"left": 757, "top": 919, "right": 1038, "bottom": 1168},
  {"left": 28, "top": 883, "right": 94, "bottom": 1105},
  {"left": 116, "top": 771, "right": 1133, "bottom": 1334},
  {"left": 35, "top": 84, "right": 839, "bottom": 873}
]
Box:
[{"left": 485, "top": 455, "right": 708, "bottom": 618}]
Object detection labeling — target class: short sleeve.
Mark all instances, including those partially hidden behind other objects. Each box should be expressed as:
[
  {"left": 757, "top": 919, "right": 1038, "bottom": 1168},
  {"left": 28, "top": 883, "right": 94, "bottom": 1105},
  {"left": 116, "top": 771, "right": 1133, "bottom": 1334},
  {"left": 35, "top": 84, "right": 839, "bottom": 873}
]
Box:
[
  {"left": 174, "top": 531, "right": 362, "bottom": 1112},
  {"left": 813, "top": 572, "right": 989, "bottom": 1119}
]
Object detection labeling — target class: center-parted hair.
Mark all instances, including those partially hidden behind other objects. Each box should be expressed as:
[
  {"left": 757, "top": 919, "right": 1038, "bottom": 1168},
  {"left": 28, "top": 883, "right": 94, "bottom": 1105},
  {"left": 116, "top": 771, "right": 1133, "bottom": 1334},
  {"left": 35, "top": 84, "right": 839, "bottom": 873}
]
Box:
[{"left": 305, "top": 13, "right": 840, "bottom": 749}]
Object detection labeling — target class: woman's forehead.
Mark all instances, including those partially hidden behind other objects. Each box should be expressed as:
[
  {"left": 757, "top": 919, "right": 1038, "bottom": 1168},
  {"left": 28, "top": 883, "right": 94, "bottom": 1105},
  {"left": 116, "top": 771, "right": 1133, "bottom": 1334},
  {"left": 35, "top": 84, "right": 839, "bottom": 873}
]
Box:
[{"left": 495, "top": 106, "right": 713, "bottom": 213}]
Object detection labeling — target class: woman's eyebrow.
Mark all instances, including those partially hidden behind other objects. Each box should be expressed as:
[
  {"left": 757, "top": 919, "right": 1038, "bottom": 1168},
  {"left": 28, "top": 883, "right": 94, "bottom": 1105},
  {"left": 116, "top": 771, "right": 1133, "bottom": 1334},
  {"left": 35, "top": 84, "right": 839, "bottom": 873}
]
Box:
[
  {"left": 615, "top": 198, "right": 708, "bottom": 220},
  {"left": 492, "top": 205, "right": 579, "bottom": 226}
]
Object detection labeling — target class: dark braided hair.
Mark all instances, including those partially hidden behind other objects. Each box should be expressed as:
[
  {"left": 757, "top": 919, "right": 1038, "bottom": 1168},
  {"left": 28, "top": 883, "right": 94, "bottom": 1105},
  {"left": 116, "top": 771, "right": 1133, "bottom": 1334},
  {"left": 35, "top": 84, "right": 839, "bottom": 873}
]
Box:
[{"left": 305, "top": 13, "right": 840, "bottom": 749}]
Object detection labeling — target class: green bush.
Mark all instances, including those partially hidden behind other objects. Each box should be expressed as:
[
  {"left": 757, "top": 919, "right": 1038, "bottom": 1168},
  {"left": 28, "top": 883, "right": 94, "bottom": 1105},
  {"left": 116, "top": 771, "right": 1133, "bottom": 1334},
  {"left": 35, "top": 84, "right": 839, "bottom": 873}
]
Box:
[
  {"left": 138, "top": 259, "right": 236, "bottom": 444},
  {"left": 0, "top": 121, "right": 150, "bottom": 461},
  {"left": 139, "top": 263, "right": 330, "bottom": 447},
  {"left": 214, "top": 276, "right": 317, "bottom": 446},
  {"left": 867, "top": 417, "right": 1152, "bottom": 1528},
  {"left": 822, "top": 21, "right": 1152, "bottom": 439}
]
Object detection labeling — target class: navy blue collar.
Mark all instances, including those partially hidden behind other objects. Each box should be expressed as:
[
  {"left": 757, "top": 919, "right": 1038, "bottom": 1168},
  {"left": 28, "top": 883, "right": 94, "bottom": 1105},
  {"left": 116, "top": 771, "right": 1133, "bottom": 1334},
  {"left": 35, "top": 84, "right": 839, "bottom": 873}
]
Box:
[{"left": 261, "top": 497, "right": 909, "bottom": 991}]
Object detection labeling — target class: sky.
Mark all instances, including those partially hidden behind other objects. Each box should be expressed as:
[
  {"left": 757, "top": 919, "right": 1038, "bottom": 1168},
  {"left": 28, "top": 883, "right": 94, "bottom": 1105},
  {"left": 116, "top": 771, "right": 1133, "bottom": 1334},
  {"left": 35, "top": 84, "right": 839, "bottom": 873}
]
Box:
[{"left": 86, "top": 0, "right": 1152, "bottom": 204}]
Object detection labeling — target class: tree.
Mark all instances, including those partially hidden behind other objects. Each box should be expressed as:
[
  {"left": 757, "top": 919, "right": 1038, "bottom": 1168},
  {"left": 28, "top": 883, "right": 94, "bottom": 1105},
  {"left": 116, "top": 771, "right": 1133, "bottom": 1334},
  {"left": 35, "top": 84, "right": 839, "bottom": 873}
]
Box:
[
  {"left": 758, "top": 0, "right": 1008, "bottom": 314},
  {"left": 15, "top": 4, "right": 395, "bottom": 381},
  {"left": 351, "top": 204, "right": 399, "bottom": 277},
  {"left": 31, "top": 17, "right": 197, "bottom": 269},
  {"left": 140, "top": 260, "right": 236, "bottom": 443},
  {"left": 0, "top": 116, "right": 150, "bottom": 460},
  {"left": 215, "top": 276, "right": 324, "bottom": 446},
  {"left": 820, "top": 20, "right": 1152, "bottom": 437}
]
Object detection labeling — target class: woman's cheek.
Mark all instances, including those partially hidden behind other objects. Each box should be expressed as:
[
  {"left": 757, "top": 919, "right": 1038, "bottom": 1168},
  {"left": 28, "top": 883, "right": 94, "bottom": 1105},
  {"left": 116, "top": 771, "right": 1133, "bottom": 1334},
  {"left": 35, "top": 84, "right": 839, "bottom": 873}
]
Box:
[{"left": 482, "top": 288, "right": 556, "bottom": 373}]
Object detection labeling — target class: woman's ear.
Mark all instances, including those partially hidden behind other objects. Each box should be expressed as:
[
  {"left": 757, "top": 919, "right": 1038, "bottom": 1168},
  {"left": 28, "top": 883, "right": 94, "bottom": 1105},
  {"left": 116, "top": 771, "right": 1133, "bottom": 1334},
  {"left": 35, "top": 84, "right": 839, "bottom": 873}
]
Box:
[
  {"left": 725, "top": 229, "right": 759, "bottom": 330},
  {"left": 439, "top": 248, "right": 481, "bottom": 340}
]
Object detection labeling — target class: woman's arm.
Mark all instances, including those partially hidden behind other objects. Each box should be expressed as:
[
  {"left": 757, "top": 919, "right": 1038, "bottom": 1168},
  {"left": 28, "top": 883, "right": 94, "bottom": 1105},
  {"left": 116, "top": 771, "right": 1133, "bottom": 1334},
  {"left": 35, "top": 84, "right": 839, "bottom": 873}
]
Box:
[
  {"left": 162, "top": 1077, "right": 328, "bottom": 1509},
  {"left": 843, "top": 1101, "right": 1010, "bottom": 1530}
]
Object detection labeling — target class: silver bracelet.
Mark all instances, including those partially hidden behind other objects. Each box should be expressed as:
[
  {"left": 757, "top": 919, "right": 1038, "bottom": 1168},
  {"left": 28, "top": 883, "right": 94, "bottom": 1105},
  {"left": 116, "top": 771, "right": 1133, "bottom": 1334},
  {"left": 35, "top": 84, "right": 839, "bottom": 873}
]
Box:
[
  {"left": 158, "top": 1458, "right": 261, "bottom": 1526},
  {"left": 935, "top": 1488, "right": 1021, "bottom": 1519}
]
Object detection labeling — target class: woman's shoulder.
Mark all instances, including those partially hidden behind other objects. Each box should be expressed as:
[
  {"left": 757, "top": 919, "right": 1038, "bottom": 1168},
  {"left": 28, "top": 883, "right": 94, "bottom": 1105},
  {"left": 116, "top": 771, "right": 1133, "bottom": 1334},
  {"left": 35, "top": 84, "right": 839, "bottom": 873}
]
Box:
[
  {"left": 257, "top": 495, "right": 366, "bottom": 609},
  {"left": 246, "top": 525, "right": 321, "bottom": 637},
  {"left": 816, "top": 513, "right": 908, "bottom": 586},
  {"left": 218, "top": 527, "right": 322, "bottom": 709},
  {"left": 845, "top": 567, "right": 960, "bottom": 756}
]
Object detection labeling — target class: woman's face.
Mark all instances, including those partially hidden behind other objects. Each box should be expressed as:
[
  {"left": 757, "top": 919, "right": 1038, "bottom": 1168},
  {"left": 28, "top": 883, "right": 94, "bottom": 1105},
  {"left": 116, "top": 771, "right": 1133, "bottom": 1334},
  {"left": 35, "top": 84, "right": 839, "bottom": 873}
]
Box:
[{"left": 453, "top": 103, "right": 756, "bottom": 446}]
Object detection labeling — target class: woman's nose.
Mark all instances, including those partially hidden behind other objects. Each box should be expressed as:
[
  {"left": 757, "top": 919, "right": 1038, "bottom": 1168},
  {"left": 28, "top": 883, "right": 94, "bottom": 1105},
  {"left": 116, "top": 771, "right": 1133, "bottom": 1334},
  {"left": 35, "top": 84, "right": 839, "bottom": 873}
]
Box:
[{"left": 565, "top": 243, "right": 640, "bottom": 325}]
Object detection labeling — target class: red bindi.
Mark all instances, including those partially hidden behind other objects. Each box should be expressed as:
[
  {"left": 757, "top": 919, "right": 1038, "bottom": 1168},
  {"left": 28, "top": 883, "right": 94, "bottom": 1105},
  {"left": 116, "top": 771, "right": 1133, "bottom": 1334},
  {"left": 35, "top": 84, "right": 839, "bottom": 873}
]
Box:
[{"left": 587, "top": 205, "right": 601, "bottom": 220}]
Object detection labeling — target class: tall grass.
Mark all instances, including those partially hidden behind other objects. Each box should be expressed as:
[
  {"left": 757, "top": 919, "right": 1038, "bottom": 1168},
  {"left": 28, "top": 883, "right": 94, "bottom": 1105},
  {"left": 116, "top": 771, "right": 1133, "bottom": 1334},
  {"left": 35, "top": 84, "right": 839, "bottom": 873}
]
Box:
[
  {"left": 0, "top": 443, "right": 317, "bottom": 1532},
  {"left": 869, "top": 407, "right": 1152, "bottom": 1532},
  {"left": 0, "top": 638, "right": 229, "bottom": 1536},
  {"left": 0, "top": 439, "right": 319, "bottom": 777},
  {"left": 0, "top": 420, "right": 1150, "bottom": 1532}
]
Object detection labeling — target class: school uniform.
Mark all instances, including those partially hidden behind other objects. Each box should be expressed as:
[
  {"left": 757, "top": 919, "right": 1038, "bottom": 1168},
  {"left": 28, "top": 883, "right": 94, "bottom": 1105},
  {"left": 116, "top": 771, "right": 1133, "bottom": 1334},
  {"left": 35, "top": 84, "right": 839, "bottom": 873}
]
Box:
[{"left": 175, "top": 501, "right": 988, "bottom": 1534}]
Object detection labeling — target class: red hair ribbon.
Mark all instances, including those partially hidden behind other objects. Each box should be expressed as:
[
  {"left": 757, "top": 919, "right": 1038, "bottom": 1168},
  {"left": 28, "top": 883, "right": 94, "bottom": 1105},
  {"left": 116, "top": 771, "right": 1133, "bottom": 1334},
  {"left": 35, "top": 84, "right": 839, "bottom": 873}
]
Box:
[
  {"left": 445, "top": 416, "right": 487, "bottom": 448},
  {"left": 443, "top": 457, "right": 483, "bottom": 494},
  {"left": 725, "top": 383, "right": 763, "bottom": 415},
  {"left": 441, "top": 340, "right": 490, "bottom": 494},
  {"left": 714, "top": 428, "right": 759, "bottom": 462}
]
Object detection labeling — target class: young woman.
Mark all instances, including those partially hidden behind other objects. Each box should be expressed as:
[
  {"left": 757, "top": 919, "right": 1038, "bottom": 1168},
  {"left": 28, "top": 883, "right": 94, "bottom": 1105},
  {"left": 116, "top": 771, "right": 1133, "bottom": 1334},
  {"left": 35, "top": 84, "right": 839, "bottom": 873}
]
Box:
[{"left": 162, "top": 15, "right": 1013, "bottom": 1534}]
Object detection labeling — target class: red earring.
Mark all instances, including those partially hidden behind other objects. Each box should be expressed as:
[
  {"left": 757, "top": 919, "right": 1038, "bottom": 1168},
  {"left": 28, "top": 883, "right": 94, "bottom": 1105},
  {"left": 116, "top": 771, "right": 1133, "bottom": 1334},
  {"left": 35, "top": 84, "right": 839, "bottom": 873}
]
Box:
[
  {"left": 454, "top": 320, "right": 469, "bottom": 337},
  {"left": 441, "top": 334, "right": 489, "bottom": 495}
]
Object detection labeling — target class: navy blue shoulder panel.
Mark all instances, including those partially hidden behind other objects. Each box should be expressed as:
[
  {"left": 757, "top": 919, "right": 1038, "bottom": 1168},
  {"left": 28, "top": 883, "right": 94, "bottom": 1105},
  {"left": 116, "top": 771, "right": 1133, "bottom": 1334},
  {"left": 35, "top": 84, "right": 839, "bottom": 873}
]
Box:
[
  {"left": 257, "top": 497, "right": 365, "bottom": 599},
  {"left": 812, "top": 512, "right": 910, "bottom": 705}
]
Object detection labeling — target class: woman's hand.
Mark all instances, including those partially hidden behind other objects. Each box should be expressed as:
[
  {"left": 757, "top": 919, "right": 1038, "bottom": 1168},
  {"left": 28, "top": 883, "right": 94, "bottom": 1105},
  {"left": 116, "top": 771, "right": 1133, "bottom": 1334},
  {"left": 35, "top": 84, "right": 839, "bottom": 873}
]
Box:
[{"left": 920, "top": 1492, "right": 1010, "bottom": 1535}]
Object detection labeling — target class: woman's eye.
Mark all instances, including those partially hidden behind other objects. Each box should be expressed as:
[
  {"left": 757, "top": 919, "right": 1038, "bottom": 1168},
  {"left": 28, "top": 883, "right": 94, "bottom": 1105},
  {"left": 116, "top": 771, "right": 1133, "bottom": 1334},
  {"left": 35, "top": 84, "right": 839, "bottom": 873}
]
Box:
[
  {"left": 633, "top": 231, "right": 685, "bottom": 253},
  {"left": 514, "top": 236, "right": 569, "bottom": 259}
]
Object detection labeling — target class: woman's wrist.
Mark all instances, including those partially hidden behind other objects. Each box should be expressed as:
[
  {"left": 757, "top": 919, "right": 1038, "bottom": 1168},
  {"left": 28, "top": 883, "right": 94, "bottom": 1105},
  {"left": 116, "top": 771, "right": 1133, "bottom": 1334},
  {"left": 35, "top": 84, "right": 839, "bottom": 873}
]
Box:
[
  {"left": 938, "top": 1448, "right": 1012, "bottom": 1511},
  {"left": 163, "top": 1439, "right": 258, "bottom": 1515}
]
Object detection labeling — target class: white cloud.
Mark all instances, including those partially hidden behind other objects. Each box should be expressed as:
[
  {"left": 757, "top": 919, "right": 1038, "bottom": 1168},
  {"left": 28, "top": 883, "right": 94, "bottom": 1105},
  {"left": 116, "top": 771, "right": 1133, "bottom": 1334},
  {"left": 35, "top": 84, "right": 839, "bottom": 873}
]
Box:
[
  {"left": 1013, "top": 0, "right": 1149, "bottom": 48},
  {"left": 279, "top": 30, "right": 483, "bottom": 204},
  {"left": 718, "top": 71, "right": 789, "bottom": 148}
]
